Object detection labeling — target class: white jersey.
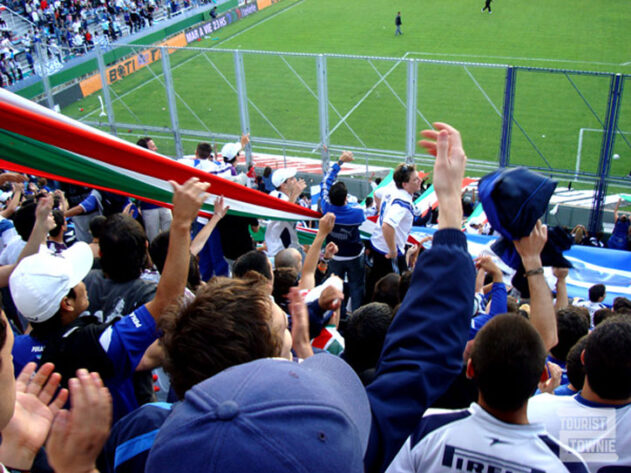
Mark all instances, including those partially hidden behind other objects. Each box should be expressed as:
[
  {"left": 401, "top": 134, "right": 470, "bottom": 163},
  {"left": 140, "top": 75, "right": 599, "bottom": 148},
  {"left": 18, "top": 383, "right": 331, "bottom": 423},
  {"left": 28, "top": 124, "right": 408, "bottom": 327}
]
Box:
[
  {"left": 387, "top": 403, "right": 588, "bottom": 473},
  {"left": 528, "top": 393, "right": 631, "bottom": 472},
  {"left": 370, "top": 188, "right": 415, "bottom": 256},
  {"left": 264, "top": 190, "right": 299, "bottom": 259}
]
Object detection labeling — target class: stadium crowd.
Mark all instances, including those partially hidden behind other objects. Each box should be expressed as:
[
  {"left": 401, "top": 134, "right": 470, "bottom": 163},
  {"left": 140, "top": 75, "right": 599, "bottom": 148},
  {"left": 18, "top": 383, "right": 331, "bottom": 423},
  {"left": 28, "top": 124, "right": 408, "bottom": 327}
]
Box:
[
  {"left": 0, "top": 123, "right": 630, "bottom": 472},
  {"left": 0, "top": 0, "right": 216, "bottom": 87}
]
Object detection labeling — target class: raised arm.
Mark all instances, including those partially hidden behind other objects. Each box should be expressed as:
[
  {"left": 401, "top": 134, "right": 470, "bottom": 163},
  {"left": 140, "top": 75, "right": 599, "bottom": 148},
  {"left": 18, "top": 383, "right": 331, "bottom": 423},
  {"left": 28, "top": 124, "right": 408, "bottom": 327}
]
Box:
[
  {"left": 514, "top": 220, "right": 558, "bottom": 351},
  {"left": 553, "top": 267, "right": 569, "bottom": 311},
  {"left": 365, "top": 123, "right": 474, "bottom": 472},
  {"left": 190, "top": 196, "right": 228, "bottom": 256},
  {"left": 0, "top": 195, "right": 55, "bottom": 288},
  {"left": 299, "top": 212, "right": 335, "bottom": 291},
  {"left": 145, "top": 178, "right": 209, "bottom": 321},
  {"left": 0, "top": 182, "right": 24, "bottom": 218}
]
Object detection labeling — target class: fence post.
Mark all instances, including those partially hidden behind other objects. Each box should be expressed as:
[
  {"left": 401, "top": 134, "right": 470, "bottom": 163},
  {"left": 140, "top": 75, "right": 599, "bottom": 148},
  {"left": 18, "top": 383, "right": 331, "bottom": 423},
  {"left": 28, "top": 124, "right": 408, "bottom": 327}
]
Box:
[
  {"left": 37, "top": 42, "right": 55, "bottom": 110},
  {"left": 95, "top": 45, "right": 117, "bottom": 136},
  {"left": 234, "top": 50, "right": 252, "bottom": 167},
  {"left": 161, "top": 46, "right": 183, "bottom": 159},
  {"left": 588, "top": 73, "right": 624, "bottom": 235},
  {"left": 316, "top": 54, "right": 330, "bottom": 173},
  {"left": 405, "top": 59, "right": 418, "bottom": 165},
  {"left": 499, "top": 66, "right": 516, "bottom": 168}
]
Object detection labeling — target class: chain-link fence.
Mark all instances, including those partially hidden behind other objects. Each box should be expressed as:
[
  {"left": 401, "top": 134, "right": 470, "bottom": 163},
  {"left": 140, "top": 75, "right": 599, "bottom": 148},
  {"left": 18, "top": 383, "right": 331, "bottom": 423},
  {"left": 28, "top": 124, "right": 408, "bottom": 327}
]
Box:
[{"left": 39, "top": 43, "right": 631, "bottom": 231}]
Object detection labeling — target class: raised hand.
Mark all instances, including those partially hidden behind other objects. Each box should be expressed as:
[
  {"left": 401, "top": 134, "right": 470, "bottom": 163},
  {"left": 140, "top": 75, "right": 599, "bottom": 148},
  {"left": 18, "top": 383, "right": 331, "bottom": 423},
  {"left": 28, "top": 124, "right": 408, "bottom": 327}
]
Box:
[
  {"left": 0, "top": 362, "right": 68, "bottom": 471},
  {"left": 169, "top": 177, "right": 211, "bottom": 227},
  {"left": 419, "top": 122, "right": 467, "bottom": 229},
  {"left": 47, "top": 369, "right": 112, "bottom": 473}
]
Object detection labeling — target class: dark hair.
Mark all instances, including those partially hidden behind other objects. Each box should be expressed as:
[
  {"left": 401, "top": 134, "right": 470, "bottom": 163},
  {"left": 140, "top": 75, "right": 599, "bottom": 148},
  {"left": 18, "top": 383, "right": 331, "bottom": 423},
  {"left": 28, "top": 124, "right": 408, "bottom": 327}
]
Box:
[
  {"left": 89, "top": 215, "right": 107, "bottom": 240},
  {"left": 159, "top": 277, "right": 278, "bottom": 398},
  {"left": 329, "top": 181, "right": 347, "bottom": 206},
  {"left": 393, "top": 163, "right": 416, "bottom": 189},
  {"left": 506, "top": 296, "right": 520, "bottom": 314},
  {"left": 149, "top": 231, "right": 202, "bottom": 292},
  {"left": 196, "top": 142, "right": 212, "bottom": 160},
  {"left": 472, "top": 314, "right": 546, "bottom": 411},
  {"left": 30, "top": 288, "right": 75, "bottom": 339},
  {"left": 583, "top": 317, "right": 631, "bottom": 400},
  {"left": 344, "top": 302, "right": 392, "bottom": 375},
  {"left": 136, "top": 137, "right": 153, "bottom": 149},
  {"left": 613, "top": 297, "right": 631, "bottom": 313},
  {"left": 48, "top": 209, "right": 66, "bottom": 238},
  {"left": 398, "top": 270, "right": 412, "bottom": 302},
  {"left": 593, "top": 308, "right": 615, "bottom": 327},
  {"left": 566, "top": 336, "right": 588, "bottom": 390},
  {"left": 372, "top": 273, "right": 400, "bottom": 309},
  {"left": 588, "top": 284, "right": 606, "bottom": 303},
  {"left": 375, "top": 178, "right": 382, "bottom": 185},
  {"left": 365, "top": 196, "right": 373, "bottom": 207},
  {"left": 99, "top": 214, "right": 148, "bottom": 282},
  {"left": 550, "top": 307, "right": 590, "bottom": 362},
  {"left": 12, "top": 201, "right": 37, "bottom": 241},
  {"left": 272, "top": 267, "right": 299, "bottom": 313},
  {"left": 263, "top": 166, "right": 272, "bottom": 178},
  {"left": 233, "top": 250, "right": 272, "bottom": 281}
]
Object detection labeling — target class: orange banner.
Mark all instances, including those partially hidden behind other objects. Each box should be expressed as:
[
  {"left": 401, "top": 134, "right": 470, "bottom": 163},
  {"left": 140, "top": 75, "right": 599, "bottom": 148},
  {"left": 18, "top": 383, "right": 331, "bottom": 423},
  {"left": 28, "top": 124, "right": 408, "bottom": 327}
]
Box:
[{"left": 79, "top": 33, "right": 187, "bottom": 97}]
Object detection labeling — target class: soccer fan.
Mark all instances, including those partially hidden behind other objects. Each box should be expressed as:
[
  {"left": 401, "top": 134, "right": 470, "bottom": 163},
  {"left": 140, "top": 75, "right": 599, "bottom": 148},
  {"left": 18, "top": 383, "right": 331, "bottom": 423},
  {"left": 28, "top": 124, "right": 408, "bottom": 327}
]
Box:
[
  {"left": 529, "top": 317, "right": 631, "bottom": 471},
  {"left": 9, "top": 177, "right": 209, "bottom": 422},
  {"left": 320, "top": 150, "right": 366, "bottom": 312},
  {"left": 367, "top": 162, "right": 421, "bottom": 299},
  {"left": 386, "top": 222, "right": 588, "bottom": 473},
  {"left": 264, "top": 167, "right": 306, "bottom": 260},
  {"left": 141, "top": 122, "right": 475, "bottom": 472}
]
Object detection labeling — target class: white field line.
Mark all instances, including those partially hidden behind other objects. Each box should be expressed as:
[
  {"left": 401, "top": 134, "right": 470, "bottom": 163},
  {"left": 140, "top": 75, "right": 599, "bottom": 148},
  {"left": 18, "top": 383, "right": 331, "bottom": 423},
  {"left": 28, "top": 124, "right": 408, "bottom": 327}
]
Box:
[
  {"left": 406, "top": 51, "right": 625, "bottom": 68},
  {"left": 80, "top": 0, "right": 306, "bottom": 121}
]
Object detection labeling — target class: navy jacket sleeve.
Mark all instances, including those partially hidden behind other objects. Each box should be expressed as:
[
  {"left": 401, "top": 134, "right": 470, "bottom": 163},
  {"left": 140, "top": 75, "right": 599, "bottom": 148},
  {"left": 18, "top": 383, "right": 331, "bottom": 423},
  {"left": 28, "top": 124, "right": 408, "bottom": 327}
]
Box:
[
  {"left": 364, "top": 229, "right": 475, "bottom": 473},
  {"left": 320, "top": 162, "right": 341, "bottom": 208}
]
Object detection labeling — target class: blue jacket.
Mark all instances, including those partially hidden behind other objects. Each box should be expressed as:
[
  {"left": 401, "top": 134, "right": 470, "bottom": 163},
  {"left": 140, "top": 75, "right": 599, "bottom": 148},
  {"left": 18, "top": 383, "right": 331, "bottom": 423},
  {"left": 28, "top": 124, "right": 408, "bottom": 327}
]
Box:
[
  {"left": 320, "top": 162, "right": 366, "bottom": 258},
  {"left": 364, "top": 229, "right": 475, "bottom": 472}
]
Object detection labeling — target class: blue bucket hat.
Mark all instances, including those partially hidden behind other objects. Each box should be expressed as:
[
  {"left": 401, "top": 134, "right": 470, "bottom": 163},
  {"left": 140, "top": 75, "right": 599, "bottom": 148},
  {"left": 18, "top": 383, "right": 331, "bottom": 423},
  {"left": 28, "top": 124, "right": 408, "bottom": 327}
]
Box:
[
  {"left": 146, "top": 354, "right": 371, "bottom": 473},
  {"left": 478, "top": 167, "right": 557, "bottom": 242}
]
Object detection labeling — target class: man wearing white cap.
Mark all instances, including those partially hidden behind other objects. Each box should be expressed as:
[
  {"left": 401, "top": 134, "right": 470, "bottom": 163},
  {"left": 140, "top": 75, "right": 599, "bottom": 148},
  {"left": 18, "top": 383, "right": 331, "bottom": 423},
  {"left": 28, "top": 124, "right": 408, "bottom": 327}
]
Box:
[
  {"left": 9, "top": 178, "right": 209, "bottom": 422},
  {"left": 264, "top": 167, "right": 306, "bottom": 260}
]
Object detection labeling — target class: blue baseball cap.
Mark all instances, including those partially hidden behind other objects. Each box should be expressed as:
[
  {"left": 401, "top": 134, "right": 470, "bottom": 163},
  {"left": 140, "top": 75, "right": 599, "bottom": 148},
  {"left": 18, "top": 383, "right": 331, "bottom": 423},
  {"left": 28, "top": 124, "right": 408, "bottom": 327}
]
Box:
[
  {"left": 146, "top": 354, "right": 371, "bottom": 472},
  {"left": 479, "top": 167, "right": 557, "bottom": 241}
]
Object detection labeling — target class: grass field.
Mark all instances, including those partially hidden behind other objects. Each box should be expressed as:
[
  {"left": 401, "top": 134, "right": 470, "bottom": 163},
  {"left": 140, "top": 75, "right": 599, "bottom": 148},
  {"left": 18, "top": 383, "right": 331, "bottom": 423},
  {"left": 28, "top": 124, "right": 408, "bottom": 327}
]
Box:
[{"left": 63, "top": 0, "right": 631, "bottom": 186}]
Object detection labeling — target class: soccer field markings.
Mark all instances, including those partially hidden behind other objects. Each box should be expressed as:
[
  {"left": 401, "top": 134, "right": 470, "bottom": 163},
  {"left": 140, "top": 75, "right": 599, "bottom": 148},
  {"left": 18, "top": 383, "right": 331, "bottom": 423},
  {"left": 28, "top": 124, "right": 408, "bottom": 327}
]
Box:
[
  {"left": 79, "top": 0, "right": 306, "bottom": 123},
  {"left": 406, "top": 51, "right": 626, "bottom": 69}
]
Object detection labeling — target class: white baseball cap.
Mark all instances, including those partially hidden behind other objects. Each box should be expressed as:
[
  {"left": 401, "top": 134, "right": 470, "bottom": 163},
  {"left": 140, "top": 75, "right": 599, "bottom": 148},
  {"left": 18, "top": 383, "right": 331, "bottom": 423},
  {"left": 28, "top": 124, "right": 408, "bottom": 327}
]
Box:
[
  {"left": 9, "top": 242, "right": 94, "bottom": 323},
  {"left": 221, "top": 142, "right": 241, "bottom": 162},
  {"left": 272, "top": 168, "right": 297, "bottom": 188}
]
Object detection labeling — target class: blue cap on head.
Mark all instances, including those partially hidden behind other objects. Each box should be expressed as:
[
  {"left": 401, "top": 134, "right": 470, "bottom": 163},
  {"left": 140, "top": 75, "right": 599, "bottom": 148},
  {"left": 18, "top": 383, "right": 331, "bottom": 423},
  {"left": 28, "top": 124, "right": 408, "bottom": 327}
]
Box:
[
  {"left": 146, "top": 354, "right": 371, "bottom": 473},
  {"left": 479, "top": 167, "right": 557, "bottom": 241}
]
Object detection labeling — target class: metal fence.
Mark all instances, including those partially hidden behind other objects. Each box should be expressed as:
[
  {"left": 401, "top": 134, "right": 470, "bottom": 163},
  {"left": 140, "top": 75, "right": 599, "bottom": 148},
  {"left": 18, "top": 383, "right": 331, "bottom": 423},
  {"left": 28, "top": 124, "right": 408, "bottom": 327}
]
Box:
[{"left": 40, "top": 43, "right": 631, "bottom": 232}]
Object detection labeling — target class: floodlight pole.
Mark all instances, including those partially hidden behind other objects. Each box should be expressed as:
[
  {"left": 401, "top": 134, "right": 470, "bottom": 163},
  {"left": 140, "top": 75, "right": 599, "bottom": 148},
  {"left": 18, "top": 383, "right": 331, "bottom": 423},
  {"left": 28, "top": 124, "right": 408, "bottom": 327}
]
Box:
[
  {"left": 405, "top": 59, "right": 418, "bottom": 165},
  {"left": 316, "top": 55, "right": 330, "bottom": 173},
  {"left": 95, "top": 45, "right": 117, "bottom": 136},
  {"left": 234, "top": 51, "right": 252, "bottom": 167},
  {"left": 161, "top": 47, "right": 183, "bottom": 159},
  {"left": 588, "top": 73, "right": 624, "bottom": 235}
]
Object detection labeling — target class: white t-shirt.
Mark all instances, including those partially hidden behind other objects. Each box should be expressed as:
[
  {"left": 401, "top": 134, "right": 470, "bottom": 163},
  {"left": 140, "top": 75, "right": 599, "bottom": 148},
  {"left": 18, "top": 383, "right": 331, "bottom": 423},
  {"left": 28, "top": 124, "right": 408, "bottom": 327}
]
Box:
[
  {"left": 528, "top": 393, "right": 631, "bottom": 472},
  {"left": 370, "top": 188, "right": 415, "bottom": 256},
  {"left": 387, "top": 403, "right": 588, "bottom": 473},
  {"left": 264, "top": 190, "right": 299, "bottom": 259}
]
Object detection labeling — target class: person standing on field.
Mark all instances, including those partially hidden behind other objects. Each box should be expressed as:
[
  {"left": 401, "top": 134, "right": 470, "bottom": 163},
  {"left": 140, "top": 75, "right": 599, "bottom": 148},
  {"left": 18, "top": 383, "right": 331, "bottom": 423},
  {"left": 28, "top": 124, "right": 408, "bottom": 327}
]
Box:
[
  {"left": 395, "top": 12, "right": 402, "bottom": 35},
  {"left": 482, "top": 0, "right": 492, "bottom": 14}
]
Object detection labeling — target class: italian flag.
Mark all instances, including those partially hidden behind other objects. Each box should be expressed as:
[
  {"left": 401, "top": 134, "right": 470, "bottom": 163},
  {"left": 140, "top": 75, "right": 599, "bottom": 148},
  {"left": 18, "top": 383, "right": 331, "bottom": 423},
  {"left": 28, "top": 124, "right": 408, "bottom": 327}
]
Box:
[{"left": 0, "top": 89, "right": 320, "bottom": 221}]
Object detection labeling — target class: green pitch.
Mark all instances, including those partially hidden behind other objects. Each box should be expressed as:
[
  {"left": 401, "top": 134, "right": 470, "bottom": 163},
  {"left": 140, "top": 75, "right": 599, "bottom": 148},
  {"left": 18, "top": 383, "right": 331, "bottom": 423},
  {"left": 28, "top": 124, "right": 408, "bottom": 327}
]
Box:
[{"left": 65, "top": 0, "right": 631, "bottom": 184}]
